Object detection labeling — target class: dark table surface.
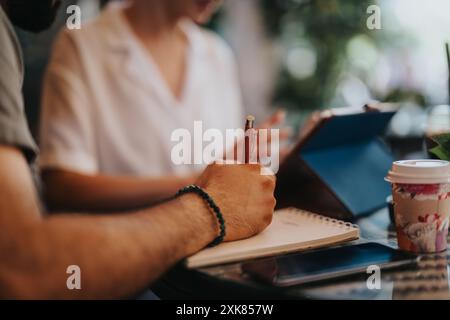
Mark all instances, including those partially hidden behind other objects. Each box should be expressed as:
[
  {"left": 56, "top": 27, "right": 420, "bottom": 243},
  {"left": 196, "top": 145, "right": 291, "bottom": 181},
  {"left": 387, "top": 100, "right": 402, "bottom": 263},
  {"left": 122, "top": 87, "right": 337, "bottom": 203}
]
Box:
[{"left": 156, "top": 207, "right": 450, "bottom": 300}]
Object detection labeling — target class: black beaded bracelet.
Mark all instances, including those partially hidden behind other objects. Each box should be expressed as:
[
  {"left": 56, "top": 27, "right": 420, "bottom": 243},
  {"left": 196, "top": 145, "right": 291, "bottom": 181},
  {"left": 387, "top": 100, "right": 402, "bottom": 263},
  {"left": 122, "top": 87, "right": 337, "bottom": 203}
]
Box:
[{"left": 175, "top": 185, "right": 226, "bottom": 247}]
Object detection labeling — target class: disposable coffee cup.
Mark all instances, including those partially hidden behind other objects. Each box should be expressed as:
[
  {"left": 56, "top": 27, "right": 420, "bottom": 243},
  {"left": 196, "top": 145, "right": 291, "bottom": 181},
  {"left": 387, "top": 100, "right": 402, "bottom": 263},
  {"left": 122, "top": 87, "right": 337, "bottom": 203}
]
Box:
[{"left": 385, "top": 160, "right": 450, "bottom": 253}]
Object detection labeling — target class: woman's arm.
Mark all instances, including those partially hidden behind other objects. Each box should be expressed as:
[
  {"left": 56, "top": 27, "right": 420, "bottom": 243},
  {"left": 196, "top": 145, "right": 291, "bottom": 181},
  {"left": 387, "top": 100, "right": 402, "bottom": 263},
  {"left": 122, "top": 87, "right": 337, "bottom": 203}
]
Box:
[{"left": 42, "top": 169, "right": 197, "bottom": 212}]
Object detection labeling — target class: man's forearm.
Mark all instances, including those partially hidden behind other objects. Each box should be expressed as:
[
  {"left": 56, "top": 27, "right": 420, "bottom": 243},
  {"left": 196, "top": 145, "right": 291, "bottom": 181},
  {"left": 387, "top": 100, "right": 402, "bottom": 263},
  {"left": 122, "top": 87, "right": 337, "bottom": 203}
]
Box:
[
  {"left": 1, "top": 193, "right": 215, "bottom": 299},
  {"left": 42, "top": 170, "right": 197, "bottom": 212}
]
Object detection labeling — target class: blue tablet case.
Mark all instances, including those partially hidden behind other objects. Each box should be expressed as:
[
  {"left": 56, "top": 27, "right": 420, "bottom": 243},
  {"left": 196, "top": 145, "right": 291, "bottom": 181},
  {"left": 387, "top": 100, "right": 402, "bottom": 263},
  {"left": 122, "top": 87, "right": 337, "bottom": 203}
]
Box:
[{"left": 299, "top": 112, "right": 395, "bottom": 216}]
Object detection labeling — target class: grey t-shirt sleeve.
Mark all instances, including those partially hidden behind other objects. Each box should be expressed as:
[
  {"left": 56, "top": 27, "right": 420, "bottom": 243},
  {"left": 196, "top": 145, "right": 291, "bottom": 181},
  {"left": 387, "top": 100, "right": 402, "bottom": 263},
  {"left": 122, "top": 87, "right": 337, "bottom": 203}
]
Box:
[{"left": 0, "top": 7, "right": 38, "bottom": 162}]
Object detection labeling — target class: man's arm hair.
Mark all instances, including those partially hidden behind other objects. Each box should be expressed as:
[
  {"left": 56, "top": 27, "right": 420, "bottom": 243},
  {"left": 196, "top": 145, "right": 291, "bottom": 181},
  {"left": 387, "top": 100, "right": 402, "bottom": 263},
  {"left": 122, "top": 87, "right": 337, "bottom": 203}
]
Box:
[
  {"left": 0, "top": 146, "right": 215, "bottom": 299},
  {"left": 41, "top": 169, "right": 197, "bottom": 212}
]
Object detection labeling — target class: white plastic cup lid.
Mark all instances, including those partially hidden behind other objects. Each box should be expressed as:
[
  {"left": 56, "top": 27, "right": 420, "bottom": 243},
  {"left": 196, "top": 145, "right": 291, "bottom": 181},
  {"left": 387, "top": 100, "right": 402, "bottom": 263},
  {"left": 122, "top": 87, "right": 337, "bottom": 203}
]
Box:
[{"left": 385, "top": 160, "right": 450, "bottom": 184}]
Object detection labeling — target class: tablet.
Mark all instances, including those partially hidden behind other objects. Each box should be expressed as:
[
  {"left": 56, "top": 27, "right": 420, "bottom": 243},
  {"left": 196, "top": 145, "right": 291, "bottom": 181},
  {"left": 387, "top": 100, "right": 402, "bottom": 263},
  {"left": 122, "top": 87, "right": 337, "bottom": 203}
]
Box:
[
  {"left": 276, "top": 104, "right": 397, "bottom": 219},
  {"left": 242, "top": 242, "right": 419, "bottom": 287}
]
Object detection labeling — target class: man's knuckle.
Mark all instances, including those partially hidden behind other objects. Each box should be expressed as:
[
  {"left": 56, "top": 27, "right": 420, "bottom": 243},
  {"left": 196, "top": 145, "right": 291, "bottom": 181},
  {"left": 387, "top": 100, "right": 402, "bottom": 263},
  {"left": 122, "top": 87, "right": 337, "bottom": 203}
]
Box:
[
  {"left": 265, "top": 178, "right": 276, "bottom": 191},
  {"left": 271, "top": 196, "right": 277, "bottom": 208},
  {"left": 262, "top": 178, "right": 272, "bottom": 189},
  {"left": 264, "top": 212, "right": 273, "bottom": 225}
]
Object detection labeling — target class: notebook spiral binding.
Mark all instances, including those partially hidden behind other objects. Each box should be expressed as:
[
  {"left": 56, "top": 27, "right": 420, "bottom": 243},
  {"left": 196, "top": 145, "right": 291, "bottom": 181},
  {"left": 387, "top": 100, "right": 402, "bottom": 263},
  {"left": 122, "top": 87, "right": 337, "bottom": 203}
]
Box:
[{"left": 286, "top": 207, "right": 360, "bottom": 231}]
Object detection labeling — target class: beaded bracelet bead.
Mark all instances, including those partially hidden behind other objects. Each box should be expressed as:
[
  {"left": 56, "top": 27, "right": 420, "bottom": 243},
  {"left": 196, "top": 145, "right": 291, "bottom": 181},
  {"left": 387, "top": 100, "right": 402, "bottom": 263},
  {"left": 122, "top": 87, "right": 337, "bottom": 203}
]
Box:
[{"left": 175, "top": 185, "right": 226, "bottom": 247}]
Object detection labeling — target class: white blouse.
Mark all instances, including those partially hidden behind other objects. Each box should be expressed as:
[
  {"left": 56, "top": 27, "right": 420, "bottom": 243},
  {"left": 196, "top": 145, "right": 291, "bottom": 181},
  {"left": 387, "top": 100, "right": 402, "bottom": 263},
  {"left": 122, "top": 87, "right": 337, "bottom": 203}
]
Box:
[{"left": 39, "top": 4, "right": 243, "bottom": 177}]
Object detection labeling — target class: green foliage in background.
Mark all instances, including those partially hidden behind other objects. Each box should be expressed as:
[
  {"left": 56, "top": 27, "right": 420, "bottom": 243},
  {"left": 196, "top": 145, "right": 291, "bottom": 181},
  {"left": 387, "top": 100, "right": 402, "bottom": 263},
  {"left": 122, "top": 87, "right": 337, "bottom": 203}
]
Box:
[
  {"left": 259, "top": 0, "right": 425, "bottom": 111},
  {"left": 260, "top": 0, "right": 374, "bottom": 110},
  {"left": 430, "top": 134, "right": 450, "bottom": 161}
]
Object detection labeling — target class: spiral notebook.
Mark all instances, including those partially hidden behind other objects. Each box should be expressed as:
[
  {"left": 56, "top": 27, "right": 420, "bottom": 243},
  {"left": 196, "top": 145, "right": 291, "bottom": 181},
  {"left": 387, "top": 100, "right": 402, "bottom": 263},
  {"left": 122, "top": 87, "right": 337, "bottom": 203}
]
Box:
[{"left": 186, "top": 208, "right": 360, "bottom": 268}]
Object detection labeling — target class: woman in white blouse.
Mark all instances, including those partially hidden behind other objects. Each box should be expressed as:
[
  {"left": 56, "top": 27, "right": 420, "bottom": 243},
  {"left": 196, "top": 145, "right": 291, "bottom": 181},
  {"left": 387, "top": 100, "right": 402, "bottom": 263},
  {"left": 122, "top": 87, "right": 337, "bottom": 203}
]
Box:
[{"left": 39, "top": 0, "right": 285, "bottom": 211}]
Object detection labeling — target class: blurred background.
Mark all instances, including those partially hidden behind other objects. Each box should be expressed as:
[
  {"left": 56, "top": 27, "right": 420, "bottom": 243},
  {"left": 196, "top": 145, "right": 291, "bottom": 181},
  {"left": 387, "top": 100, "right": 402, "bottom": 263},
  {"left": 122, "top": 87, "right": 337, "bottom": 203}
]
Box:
[{"left": 17, "top": 0, "right": 450, "bottom": 159}]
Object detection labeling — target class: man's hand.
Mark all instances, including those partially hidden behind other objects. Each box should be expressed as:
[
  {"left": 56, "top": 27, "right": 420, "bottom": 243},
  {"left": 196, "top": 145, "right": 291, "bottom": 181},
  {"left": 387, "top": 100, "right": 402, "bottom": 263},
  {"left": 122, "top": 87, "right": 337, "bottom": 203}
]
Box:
[{"left": 196, "top": 163, "right": 276, "bottom": 242}]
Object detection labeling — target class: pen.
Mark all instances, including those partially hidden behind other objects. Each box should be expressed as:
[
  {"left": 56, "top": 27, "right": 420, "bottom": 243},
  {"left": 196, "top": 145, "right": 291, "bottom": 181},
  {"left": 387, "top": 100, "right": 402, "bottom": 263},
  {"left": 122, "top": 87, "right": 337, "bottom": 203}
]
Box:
[
  {"left": 446, "top": 42, "right": 450, "bottom": 105},
  {"left": 245, "top": 115, "right": 255, "bottom": 164}
]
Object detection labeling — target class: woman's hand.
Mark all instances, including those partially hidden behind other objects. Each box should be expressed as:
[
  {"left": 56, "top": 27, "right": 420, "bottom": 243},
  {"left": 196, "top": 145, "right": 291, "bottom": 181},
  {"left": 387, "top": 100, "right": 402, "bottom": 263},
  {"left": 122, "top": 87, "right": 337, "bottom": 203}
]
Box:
[{"left": 224, "top": 109, "right": 293, "bottom": 166}]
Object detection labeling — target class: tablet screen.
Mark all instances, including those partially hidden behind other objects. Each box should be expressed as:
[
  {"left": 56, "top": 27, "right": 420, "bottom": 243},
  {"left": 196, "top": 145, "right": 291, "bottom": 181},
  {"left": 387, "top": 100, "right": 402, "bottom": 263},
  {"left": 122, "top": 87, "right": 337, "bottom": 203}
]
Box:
[{"left": 243, "top": 242, "right": 418, "bottom": 287}]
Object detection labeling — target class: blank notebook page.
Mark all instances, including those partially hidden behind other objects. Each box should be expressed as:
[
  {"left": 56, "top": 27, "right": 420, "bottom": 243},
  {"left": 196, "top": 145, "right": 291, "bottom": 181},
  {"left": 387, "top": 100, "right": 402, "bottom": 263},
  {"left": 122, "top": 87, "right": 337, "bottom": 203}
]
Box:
[{"left": 186, "top": 208, "right": 359, "bottom": 268}]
